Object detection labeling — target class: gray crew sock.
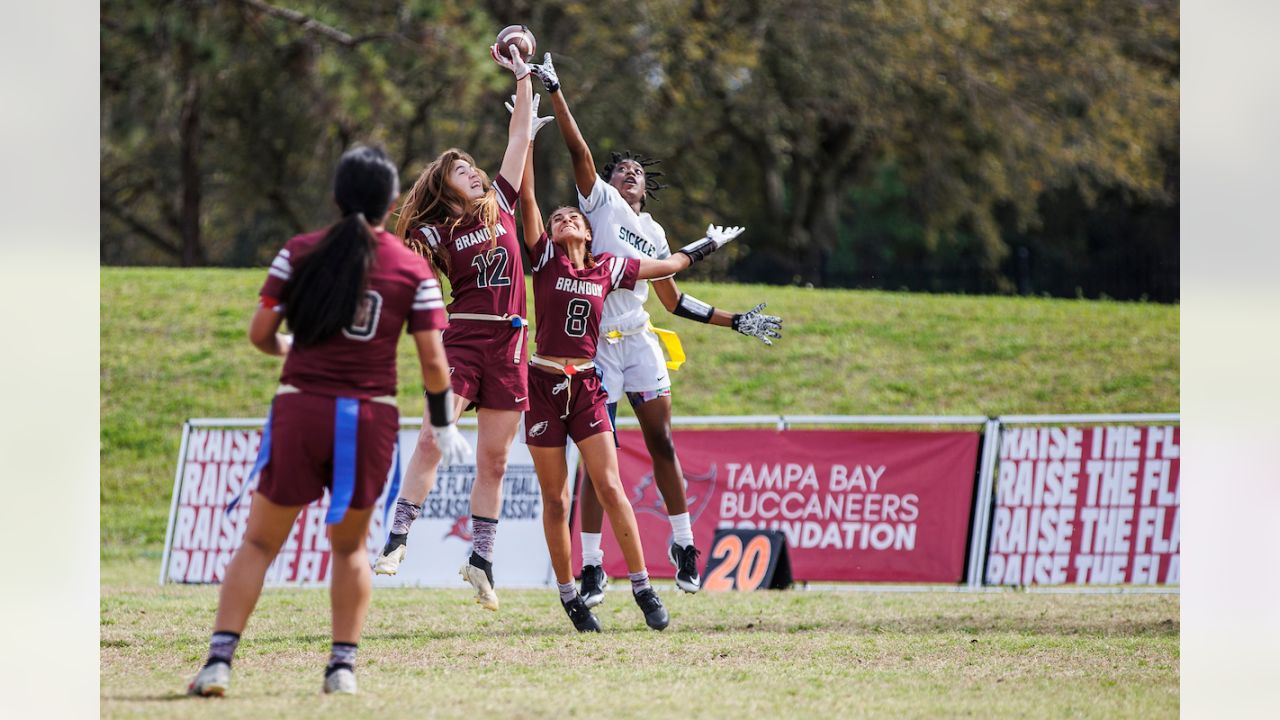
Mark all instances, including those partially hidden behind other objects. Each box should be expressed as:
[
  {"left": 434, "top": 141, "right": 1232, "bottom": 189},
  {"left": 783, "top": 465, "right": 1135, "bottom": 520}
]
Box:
[
  {"left": 629, "top": 570, "right": 651, "bottom": 594},
  {"left": 206, "top": 631, "right": 240, "bottom": 666},
  {"left": 471, "top": 515, "right": 498, "bottom": 562},
  {"left": 391, "top": 498, "right": 421, "bottom": 535},
  {"left": 327, "top": 642, "right": 358, "bottom": 673},
  {"left": 557, "top": 581, "right": 578, "bottom": 603}
]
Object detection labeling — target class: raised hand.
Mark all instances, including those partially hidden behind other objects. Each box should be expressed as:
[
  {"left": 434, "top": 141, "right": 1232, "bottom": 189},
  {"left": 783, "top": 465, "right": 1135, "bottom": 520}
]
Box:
[
  {"left": 528, "top": 52, "right": 560, "bottom": 92},
  {"left": 732, "top": 302, "right": 783, "bottom": 346},
  {"left": 705, "top": 224, "right": 745, "bottom": 249},
  {"left": 490, "top": 43, "right": 530, "bottom": 80},
  {"left": 505, "top": 93, "right": 554, "bottom": 139}
]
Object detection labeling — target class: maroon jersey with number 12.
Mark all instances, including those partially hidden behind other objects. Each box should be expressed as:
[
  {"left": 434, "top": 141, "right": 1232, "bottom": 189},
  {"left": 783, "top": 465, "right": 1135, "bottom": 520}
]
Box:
[
  {"left": 415, "top": 174, "right": 526, "bottom": 319},
  {"left": 259, "top": 228, "right": 447, "bottom": 399},
  {"left": 530, "top": 233, "right": 640, "bottom": 358}
]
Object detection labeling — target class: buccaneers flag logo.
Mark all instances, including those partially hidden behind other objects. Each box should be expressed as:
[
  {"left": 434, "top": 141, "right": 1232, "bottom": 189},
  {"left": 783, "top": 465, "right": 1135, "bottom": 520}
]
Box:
[
  {"left": 629, "top": 465, "right": 718, "bottom": 526},
  {"left": 443, "top": 515, "right": 472, "bottom": 542}
]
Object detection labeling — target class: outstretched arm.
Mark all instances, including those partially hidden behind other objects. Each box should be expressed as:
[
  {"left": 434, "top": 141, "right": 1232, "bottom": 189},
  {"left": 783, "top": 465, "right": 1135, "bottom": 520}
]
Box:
[
  {"left": 531, "top": 53, "right": 598, "bottom": 197},
  {"left": 492, "top": 43, "right": 533, "bottom": 190},
  {"left": 635, "top": 224, "right": 743, "bottom": 282},
  {"left": 518, "top": 141, "right": 543, "bottom": 250}
]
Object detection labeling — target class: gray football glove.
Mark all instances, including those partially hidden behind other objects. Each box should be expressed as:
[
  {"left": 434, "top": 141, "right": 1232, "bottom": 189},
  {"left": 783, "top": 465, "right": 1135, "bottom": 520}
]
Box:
[
  {"left": 732, "top": 303, "right": 783, "bottom": 346},
  {"left": 528, "top": 52, "right": 560, "bottom": 92}
]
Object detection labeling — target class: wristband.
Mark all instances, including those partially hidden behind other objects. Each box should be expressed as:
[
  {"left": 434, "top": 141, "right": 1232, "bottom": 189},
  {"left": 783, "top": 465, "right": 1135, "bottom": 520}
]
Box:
[
  {"left": 425, "top": 387, "right": 455, "bottom": 428},
  {"left": 673, "top": 293, "right": 714, "bottom": 323},
  {"left": 676, "top": 237, "right": 717, "bottom": 264}
]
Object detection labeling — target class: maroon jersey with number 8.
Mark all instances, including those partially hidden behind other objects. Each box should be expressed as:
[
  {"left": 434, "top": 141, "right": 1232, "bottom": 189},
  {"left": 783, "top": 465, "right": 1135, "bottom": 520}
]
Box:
[{"left": 530, "top": 233, "right": 640, "bottom": 359}]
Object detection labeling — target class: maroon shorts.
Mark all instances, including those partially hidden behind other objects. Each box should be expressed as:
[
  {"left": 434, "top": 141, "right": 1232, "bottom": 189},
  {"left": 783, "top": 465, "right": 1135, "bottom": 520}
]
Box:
[
  {"left": 256, "top": 392, "right": 399, "bottom": 509},
  {"left": 524, "top": 367, "right": 613, "bottom": 447},
  {"left": 443, "top": 320, "right": 530, "bottom": 411}
]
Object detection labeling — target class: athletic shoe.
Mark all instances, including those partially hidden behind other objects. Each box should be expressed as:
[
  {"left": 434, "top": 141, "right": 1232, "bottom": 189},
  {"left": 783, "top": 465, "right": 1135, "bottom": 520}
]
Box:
[
  {"left": 633, "top": 588, "right": 669, "bottom": 631},
  {"left": 323, "top": 666, "right": 357, "bottom": 695},
  {"left": 460, "top": 552, "right": 499, "bottom": 611},
  {"left": 561, "top": 595, "right": 602, "bottom": 633},
  {"left": 373, "top": 533, "right": 408, "bottom": 575},
  {"left": 579, "top": 565, "right": 608, "bottom": 608},
  {"left": 669, "top": 542, "right": 702, "bottom": 593},
  {"left": 187, "top": 660, "right": 230, "bottom": 697}
]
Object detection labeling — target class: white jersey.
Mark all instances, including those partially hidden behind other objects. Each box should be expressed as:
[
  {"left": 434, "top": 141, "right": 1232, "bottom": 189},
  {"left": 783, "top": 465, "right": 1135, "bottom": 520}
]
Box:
[{"left": 579, "top": 177, "right": 671, "bottom": 331}]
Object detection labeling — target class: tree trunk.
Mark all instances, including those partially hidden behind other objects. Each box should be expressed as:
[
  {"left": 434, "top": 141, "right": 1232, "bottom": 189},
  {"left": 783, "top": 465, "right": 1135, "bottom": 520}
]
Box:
[{"left": 178, "top": 47, "right": 206, "bottom": 266}]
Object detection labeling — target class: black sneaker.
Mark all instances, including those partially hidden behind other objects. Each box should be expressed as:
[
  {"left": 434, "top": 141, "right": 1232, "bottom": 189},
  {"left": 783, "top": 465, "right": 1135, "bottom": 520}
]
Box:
[
  {"left": 669, "top": 542, "right": 702, "bottom": 593},
  {"left": 579, "top": 565, "right": 608, "bottom": 608},
  {"left": 633, "top": 588, "right": 669, "bottom": 631},
  {"left": 561, "top": 595, "right": 602, "bottom": 633}
]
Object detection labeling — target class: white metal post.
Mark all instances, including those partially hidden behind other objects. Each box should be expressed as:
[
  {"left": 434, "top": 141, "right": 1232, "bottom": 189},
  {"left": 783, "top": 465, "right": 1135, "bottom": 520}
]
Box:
[{"left": 159, "top": 421, "right": 193, "bottom": 584}]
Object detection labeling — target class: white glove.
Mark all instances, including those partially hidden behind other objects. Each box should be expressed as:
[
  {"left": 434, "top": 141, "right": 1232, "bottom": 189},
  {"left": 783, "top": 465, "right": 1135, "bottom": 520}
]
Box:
[
  {"left": 705, "top": 224, "right": 745, "bottom": 249},
  {"left": 505, "top": 93, "right": 554, "bottom": 139},
  {"left": 732, "top": 302, "right": 783, "bottom": 346},
  {"left": 528, "top": 52, "right": 560, "bottom": 92},
  {"left": 490, "top": 43, "right": 530, "bottom": 80},
  {"left": 432, "top": 424, "right": 472, "bottom": 468}
]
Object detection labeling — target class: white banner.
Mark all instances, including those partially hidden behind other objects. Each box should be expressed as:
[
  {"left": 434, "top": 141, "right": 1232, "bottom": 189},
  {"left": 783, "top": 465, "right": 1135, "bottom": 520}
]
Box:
[{"left": 161, "top": 420, "right": 568, "bottom": 588}]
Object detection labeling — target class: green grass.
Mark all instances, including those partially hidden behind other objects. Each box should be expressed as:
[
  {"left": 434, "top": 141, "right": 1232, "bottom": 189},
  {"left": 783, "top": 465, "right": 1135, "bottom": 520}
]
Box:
[
  {"left": 101, "top": 268, "right": 1178, "bottom": 560},
  {"left": 100, "top": 559, "right": 1178, "bottom": 718}
]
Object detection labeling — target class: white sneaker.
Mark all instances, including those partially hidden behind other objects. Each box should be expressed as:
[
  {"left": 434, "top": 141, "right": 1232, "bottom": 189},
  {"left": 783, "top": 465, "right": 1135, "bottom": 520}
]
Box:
[
  {"left": 323, "top": 667, "right": 357, "bottom": 695},
  {"left": 187, "top": 661, "right": 230, "bottom": 697},
  {"left": 373, "top": 543, "right": 406, "bottom": 575},
  {"left": 459, "top": 556, "right": 499, "bottom": 611}
]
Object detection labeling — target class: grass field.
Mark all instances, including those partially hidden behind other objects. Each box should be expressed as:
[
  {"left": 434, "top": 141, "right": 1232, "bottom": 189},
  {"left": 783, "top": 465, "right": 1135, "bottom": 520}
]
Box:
[
  {"left": 101, "top": 559, "right": 1178, "bottom": 718},
  {"left": 101, "top": 269, "right": 1179, "bottom": 717},
  {"left": 101, "top": 268, "right": 1178, "bottom": 561}
]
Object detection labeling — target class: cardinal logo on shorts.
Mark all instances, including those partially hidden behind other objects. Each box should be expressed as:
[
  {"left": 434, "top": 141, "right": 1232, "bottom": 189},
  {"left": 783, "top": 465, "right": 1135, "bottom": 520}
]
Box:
[
  {"left": 631, "top": 466, "right": 718, "bottom": 528},
  {"left": 443, "top": 515, "right": 472, "bottom": 542},
  {"left": 529, "top": 421, "right": 549, "bottom": 438}
]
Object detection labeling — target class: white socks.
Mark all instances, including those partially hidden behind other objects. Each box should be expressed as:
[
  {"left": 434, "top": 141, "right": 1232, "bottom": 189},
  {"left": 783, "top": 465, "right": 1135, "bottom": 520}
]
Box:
[
  {"left": 581, "top": 532, "right": 604, "bottom": 567},
  {"left": 581, "top": 513, "right": 695, "bottom": 568},
  {"left": 670, "top": 512, "right": 694, "bottom": 549}
]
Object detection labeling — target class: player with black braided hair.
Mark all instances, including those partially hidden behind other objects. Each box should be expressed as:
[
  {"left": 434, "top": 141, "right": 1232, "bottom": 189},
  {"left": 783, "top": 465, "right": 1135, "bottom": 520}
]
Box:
[{"left": 530, "top": 53, "right": 783, "bottom": 602}]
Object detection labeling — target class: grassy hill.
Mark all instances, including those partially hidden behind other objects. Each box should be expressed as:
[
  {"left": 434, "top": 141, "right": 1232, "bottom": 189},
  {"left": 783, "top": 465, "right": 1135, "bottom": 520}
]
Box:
[{"left": 101, "top": 268, "right": 1178, "bottom": 560}]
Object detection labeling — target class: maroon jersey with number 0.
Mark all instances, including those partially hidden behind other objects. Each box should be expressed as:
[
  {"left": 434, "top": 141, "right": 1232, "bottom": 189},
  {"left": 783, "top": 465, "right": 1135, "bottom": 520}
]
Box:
[
  {"left": 260, "top": 228, "right": 447, "bottom": 398},
  {"left": 530, "top": 233, "right": 640, "bottom": 359}
]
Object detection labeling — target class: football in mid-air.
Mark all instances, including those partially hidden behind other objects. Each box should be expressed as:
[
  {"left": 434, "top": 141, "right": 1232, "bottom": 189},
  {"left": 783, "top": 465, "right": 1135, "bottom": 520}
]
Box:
[{"left": 495, "top": 24, "right": 536, "bottom": 62}]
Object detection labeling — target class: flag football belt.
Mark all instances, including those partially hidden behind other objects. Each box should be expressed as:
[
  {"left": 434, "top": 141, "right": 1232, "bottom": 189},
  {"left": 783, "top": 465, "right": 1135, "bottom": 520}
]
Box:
[
  {"left": 530, "top": 355, "right": 596, "bottom": 419},
  {"left": 602, "top": 322, "right": 687, "bottom": 371},
  {"left": 226, "top": 385, "right": 401, "bottom": 527},
  {"left": 448, "top": 313, "right": 527, "bottom": 364}
]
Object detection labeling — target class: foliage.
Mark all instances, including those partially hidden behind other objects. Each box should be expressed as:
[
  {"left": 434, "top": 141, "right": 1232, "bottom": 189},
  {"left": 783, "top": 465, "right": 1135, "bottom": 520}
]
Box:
[{"left": 101, "top": 0, "right": 1179, "bottom": 297}]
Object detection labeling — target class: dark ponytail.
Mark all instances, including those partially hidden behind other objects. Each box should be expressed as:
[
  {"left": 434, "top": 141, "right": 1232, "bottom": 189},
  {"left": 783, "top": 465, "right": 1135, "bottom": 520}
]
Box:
[{"left": 285, "top": 145, "right": 400, "bottom": 348}]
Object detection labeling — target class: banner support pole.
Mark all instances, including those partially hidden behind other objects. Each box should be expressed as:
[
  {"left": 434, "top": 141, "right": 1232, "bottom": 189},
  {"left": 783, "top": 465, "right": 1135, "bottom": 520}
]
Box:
[
  {"left": 159, "top": 420, "right": 193, "bottom": 585},
  {"left": 966, "top": 418, "right": 1001, "bottom": 588}
]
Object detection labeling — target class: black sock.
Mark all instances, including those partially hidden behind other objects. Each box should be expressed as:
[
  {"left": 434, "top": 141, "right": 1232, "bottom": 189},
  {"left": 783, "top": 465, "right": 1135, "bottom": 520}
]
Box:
[{"left": 206, "top": 631, "right": 240, "bottom": 667}]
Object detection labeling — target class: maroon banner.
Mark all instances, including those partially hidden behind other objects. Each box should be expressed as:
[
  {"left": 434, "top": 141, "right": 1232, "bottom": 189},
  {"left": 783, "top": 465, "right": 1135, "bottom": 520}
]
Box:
[
  {"left": 985, "top": 425, "right": 1181, "bottom": 586},
  {"left": 572, "top": 429, "right": 981, "bottom": 583}
]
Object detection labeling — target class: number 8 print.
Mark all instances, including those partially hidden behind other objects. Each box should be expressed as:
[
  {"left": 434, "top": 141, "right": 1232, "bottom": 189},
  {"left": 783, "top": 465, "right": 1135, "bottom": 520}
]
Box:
[{"left": 564, "top": 298, "right": 591, "bottom": 337}]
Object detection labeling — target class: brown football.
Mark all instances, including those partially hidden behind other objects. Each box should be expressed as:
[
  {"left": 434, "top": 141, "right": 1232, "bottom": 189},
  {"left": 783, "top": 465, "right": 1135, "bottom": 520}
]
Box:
[{"left": 495, "top": 24, "right": 536, "bottom": 62}]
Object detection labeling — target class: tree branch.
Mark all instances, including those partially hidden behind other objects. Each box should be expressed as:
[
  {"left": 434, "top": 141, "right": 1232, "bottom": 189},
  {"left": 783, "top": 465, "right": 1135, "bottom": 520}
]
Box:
[
  {"left": 235, "top": 0, "right": 386, "bottom": 47},
  {"left": 101, "top": 201, "right": 182, "bottom": 258}
]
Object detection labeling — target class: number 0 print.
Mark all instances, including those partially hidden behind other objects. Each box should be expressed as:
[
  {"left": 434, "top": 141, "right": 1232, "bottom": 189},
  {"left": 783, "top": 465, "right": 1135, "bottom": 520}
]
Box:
[
  {"left": 342, "top": 290, "right": 383, "bottom": 341},
  {"left": 564, "top": 298, "right": 591, "bottom": 338}
]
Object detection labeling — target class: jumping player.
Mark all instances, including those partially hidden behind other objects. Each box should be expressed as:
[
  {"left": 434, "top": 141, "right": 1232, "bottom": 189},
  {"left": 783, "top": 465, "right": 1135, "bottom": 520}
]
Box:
[
  {"left": 514, "top": 117, "right": 742, "bottom": 631},
  {"left": 529, "top": 54, "right": 783, "bottom": 603},
  {"left": 371, "top": 42, "right": 537, "bottom": 612},
  {"left": 187, "top": 146, "right": 469, "bottom": 697}
]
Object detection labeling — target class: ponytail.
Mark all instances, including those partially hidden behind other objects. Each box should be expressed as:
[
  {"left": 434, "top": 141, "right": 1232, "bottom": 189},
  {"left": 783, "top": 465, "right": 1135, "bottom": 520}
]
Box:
[{"left": 284, "top": 213, "right": 378, "bottom": 348}]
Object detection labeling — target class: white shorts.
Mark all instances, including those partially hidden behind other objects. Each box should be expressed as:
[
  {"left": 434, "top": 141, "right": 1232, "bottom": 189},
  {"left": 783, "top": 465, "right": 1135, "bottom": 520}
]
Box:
[{"left": 594, "top": 327, "right": 671, "bottom": 405}]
